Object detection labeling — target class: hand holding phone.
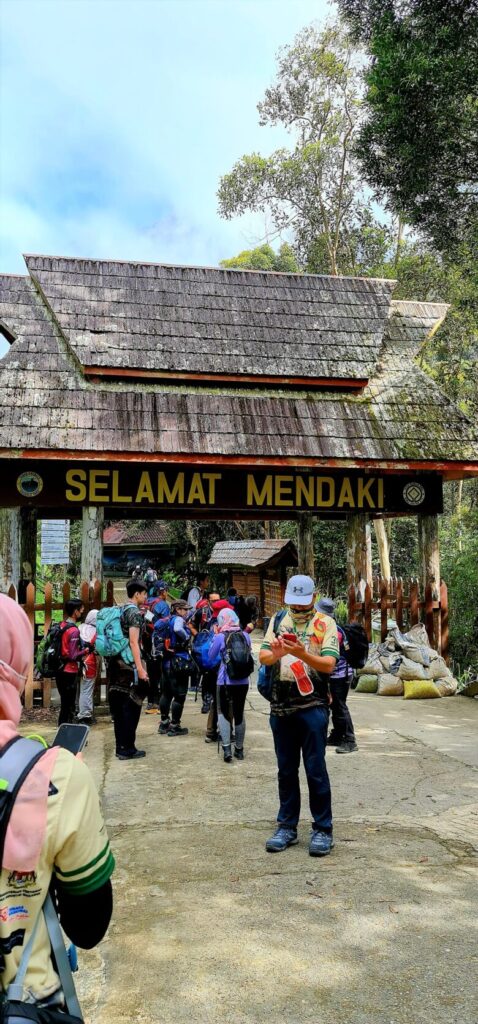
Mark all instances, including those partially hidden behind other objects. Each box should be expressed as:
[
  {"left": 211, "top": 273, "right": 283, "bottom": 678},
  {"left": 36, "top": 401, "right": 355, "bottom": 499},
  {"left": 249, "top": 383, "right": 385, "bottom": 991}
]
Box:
[
  {"left": 52, "top": 723, "right": 89, "bottom": 755},
  {"left": 282, "top": 633, "right": 297, "bottom": 644}
]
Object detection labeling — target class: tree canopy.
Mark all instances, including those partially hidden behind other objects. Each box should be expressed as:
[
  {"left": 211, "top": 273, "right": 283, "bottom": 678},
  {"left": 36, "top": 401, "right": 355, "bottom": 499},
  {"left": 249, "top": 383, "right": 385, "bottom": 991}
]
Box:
[
  {"left": 220, "top": 243, "right": 299, "bottom": 273},
  {"left": 338, "top": 0, "right": 478, "bottom": 254}
]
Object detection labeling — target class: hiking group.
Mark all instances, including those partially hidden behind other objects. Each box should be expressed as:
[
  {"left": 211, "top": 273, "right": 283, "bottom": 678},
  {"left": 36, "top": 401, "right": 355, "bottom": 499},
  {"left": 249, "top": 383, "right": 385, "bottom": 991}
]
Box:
[{"left": 0, "top": 571, "right": 365, "bottom": 1017}]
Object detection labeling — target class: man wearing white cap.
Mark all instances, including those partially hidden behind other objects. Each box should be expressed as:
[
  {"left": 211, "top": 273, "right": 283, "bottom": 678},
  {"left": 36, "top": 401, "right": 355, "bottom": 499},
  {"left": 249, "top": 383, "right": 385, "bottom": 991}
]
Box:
[{"left": 259, "top": 574, "right": 339, "bottom": 856}]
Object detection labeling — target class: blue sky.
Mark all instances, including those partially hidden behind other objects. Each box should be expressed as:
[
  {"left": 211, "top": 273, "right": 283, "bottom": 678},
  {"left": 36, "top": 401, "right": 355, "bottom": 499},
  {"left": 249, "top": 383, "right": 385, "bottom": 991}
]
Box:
[{"left": 1, "top": 0, "right": 333, "bottom": 279}]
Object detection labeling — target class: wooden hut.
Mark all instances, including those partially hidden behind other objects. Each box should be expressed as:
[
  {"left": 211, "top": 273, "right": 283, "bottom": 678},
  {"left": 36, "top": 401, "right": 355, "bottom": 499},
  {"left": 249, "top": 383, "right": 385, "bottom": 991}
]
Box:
[{"left": 208, "top": 538, "right": 298, "bottom": 618}]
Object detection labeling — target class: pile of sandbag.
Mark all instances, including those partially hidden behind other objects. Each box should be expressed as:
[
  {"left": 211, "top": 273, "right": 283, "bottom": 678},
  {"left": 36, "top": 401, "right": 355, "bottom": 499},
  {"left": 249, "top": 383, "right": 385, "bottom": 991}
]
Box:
[{"left": 355, "top": 623, "right": 458, "bottom": 699}]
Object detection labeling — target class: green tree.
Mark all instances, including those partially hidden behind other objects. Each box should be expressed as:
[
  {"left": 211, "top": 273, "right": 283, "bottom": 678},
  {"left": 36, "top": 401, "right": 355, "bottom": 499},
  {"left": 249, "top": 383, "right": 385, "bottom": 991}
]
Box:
[
  {"left": 218, "top": 23, "right": 368, "bottom": 275},
  {"left": 220, "top": 243, "right": 299, "bottom": 273},
  {"left": 338, "top": 0, "right": 478, "bottom": 255}
]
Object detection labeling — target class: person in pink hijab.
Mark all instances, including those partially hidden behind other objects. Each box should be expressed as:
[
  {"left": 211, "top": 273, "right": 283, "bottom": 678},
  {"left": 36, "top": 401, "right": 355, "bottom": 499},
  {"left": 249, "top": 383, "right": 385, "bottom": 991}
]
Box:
[
  {"left": 0, "top": 595, "right": 114, "bottom": 1011},
  {"left": 207, "top": 608, "right": 254, "bottom": 762}
]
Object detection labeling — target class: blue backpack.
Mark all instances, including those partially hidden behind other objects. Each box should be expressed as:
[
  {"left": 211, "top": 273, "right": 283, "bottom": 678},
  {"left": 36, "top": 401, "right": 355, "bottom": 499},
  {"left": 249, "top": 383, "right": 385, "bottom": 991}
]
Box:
[
  {"left": 192, "top": 630, "right": 219, "bottom": 673},
  {"left": 95, "top": 606, "right": 134, "bottom": 666},
  {"left": 152, "top": 615, "right": 173, "bottom": 658}
]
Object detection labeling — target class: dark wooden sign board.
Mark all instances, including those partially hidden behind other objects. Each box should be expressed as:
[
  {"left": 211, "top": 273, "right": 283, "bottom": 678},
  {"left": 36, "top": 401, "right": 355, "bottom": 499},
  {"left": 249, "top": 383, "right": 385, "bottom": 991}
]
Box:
[{"left": 1, "top": 460, "right": 443, "bottom": 517}]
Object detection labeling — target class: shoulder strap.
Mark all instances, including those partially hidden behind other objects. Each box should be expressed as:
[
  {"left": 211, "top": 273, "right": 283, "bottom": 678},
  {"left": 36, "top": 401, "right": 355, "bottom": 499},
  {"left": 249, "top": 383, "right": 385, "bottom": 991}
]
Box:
[
  {"left": 273, "top": 609, "right": 287, "bottom": 634},
  {"left": 0, "top": 737, "right": 49, "bottom": 866}
]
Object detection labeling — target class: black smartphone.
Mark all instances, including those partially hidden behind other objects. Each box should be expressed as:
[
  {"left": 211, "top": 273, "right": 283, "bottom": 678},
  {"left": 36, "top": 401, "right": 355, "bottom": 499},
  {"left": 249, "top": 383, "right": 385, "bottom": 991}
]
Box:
[{"left": 52, "top": 723, "right": 89, "bottom": 754}]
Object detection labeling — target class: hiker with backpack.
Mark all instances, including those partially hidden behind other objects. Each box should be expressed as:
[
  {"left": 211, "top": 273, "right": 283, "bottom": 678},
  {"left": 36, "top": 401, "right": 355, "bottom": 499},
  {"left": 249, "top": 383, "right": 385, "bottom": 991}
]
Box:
[
  {"left": 99, "top": 579, "right": 149, "bottom": 760},
  {"left": 77, "top": 609, "right": 99, "bottom": 725},
  {"left": 54, "top": 600, "right": 90, "bottom": 727},
  {"left": 206, "top": 608, "right": 254, "bottom": 763},
  {"left": 0, "top": 594, "right": 114, "bottom": 1020},
  {"left": 142, "top": 581, "right": 170, "bottom": 715},
  {"left": 315, "top": 597, "right": 361, "bottom": 754},
  {"left": 158, "top": 599, "right": 195, "bottom": 738},
  {"left": 258, "top": 574, "right": 339, "bottom": 857}
]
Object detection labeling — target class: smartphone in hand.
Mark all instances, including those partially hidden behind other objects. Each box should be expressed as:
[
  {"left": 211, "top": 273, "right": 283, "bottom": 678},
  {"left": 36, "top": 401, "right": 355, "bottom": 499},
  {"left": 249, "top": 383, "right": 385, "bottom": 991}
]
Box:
[
  {"left": 282, "top": 633, "right": 297, "bottom": 643},
  {"left": 52, "top": 723, "right": 89, "bottom": 755}
]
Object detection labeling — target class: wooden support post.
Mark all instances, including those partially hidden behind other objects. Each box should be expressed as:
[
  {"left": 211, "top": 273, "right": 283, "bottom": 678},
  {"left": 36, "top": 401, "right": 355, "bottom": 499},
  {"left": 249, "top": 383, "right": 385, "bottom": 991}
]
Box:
[
  {"left": 0, "top": 509, "right": 21, "bottom": 591},
  {"left": 19, "top": 508, "right": 37, "bottom": 597},
  {"left": 81, "top": 507, "right": 104, "bottom": 585},
  {"left": 346, "top": 514, "right": 372, "bottom": 590},
  {"left": 297, "top": 513, "right": 315, "bottom": 580},
  {"left": 417, "top": 514, "right": 440, "bottom": 598}
]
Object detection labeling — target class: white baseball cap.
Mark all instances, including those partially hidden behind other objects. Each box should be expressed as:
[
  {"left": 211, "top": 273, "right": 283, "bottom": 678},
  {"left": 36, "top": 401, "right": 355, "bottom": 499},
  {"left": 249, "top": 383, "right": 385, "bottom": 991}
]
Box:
[{"left": 284, "top": 574, "right": 316, "bottom": 606}]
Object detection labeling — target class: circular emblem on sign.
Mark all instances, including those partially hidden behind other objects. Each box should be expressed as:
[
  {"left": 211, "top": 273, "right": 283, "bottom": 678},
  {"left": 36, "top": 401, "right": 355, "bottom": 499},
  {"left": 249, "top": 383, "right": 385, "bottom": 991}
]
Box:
[
  {"left": 403, "top": 482, "right": 425, "bottom": 507},
  {"left": 16, "top": 471, "right": 43, "bottom": 498}
]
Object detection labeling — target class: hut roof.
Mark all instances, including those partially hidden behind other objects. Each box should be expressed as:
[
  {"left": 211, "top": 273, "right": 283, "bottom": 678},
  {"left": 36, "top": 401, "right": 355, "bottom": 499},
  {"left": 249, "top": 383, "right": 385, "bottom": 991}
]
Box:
[
  {"left": 103, "top": 522, "right": 171, "bottom": 546},
  {"left": 208, "top": 538, "right": 298, "bottom": 569},
  {"left": 0, "top": 257, "right": 477, "bottom": 470}
]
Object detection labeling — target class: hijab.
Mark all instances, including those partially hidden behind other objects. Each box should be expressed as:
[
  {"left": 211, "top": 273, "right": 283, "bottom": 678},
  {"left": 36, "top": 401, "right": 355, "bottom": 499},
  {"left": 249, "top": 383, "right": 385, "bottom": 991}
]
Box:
[
  {"left": 0, "top": 595, "right": 60, "bottom": 871},
  {"left": 79, "top": 607, "right": 98, "bottom": 645},
  {"left": 217, "top": 609, "right": 241, "bottom": 633}
]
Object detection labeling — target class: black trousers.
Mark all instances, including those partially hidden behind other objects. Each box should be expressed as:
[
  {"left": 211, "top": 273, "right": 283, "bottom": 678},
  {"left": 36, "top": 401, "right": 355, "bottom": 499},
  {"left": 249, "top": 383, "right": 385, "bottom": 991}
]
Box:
[
  {"left": 109, "top": 688, "right": 142, "bottom": 755},
  {"left": 144, "top": 653, "right": 161, "bottom": 704},
  {"left": 159, "top": 665, "right": 189, "bottom": 725},
  {"left": 329, "top": 678, "right": 356, "bottom": 743},
  {"left": 55, "top": 670, "right": 78, "bottom": 725},
  {"left": 217, "top": 683, "right": 248, "bottom": 726}
]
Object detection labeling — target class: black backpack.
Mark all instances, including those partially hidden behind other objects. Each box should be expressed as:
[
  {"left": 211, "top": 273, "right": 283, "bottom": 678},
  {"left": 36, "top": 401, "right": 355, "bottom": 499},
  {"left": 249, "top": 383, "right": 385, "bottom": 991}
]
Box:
[
  {"left": 224, "top": 631, "right": 254, "bottom": 681},
  {"left": 340, "top": 623, "right": 369, "bottom": 669},
  {"left": 37, "top": 622, "right": 71, "bottom": 678}
]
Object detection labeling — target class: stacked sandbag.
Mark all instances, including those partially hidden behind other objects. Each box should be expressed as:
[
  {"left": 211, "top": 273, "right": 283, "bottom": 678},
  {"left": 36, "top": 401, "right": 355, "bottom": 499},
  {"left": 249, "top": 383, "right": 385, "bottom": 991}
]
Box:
[{"left": 355, "top": 625, "right": 458, "bottom": 699}]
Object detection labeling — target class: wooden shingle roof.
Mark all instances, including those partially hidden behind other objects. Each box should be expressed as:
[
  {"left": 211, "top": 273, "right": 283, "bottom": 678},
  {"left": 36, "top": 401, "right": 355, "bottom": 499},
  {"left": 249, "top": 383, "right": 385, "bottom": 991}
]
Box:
[
  {"left": 208, "top": 539, "right": 298, "bottom": 569},
  {"left": 24, "top": 255, "right": 395, "bottom": 384},
  {"left": 0, "top": 257, "right": 477, "bottom": 470},
  {"left": 103, "top": 522, "right": 171, "bottom": 546}
]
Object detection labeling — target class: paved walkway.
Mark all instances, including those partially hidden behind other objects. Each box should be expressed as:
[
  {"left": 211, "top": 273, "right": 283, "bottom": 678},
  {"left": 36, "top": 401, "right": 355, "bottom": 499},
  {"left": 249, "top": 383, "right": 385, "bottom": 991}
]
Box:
[{"left": 39, "top": 686, "right": 478, "bottom": 1024}]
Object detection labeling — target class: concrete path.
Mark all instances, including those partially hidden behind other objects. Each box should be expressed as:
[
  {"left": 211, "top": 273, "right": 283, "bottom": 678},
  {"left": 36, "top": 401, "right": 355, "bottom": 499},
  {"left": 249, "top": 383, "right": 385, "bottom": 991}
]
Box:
[{"left": 43, "top": 688, "right": 478, "bottom": 1024}]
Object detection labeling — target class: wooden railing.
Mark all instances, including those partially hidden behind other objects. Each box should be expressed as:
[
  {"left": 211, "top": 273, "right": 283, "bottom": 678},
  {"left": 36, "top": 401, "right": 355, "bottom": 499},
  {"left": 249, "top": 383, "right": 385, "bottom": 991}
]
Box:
[{"left": 348, "top": 576, "right": 449, "bottom": 661}]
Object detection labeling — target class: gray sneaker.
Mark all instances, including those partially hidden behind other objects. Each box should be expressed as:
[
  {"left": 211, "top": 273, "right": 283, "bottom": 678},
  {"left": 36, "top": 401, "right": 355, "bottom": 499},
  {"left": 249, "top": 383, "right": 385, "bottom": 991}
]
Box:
[
  {"left": 309, "top": 831, "right": 334, "bottom": 857},
  {"left": 265, "top": 827, "right": 298, "bottom": 853},
  {"left": 336, "top": 740, "right": 358, "bottom": 753}
]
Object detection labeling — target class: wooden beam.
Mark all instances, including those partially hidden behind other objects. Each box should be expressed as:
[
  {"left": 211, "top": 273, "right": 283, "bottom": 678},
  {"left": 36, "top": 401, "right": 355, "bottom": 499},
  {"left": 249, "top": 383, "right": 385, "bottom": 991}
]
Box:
[
  {"left": 81, "top": 507, "right": 104, "bottom": 585},
  {"left": 297, "top": 512, "right": 315, "bottom": 579},
  {"left": 85, "top": 366, "right": 368, "bottom": 390},
  {"left": 346, "top": 513, "right": 372, "bottom": 589},
  {"left": 417, "top": 514, "right": 440, "bottom": 597},
  {"left": 19, "top": 508, "right": 37, "bottom": 599},
  {"left": 7, "top": 448, "right": 477, "bottom": 477}
]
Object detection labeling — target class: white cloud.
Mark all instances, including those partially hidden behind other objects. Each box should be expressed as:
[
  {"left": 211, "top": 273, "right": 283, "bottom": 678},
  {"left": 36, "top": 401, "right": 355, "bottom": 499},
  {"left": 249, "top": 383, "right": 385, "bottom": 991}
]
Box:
[{"left": 0, "top": 0, "right": 333, "bottom": 272}]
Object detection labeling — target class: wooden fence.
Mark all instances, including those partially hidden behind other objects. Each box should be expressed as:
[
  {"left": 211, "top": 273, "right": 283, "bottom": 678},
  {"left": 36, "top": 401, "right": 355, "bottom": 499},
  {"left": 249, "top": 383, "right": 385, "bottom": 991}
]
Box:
[
  {"left": 6, "top": 574, "right": 449, "bottom": 709},
  {"left": 348, "top": 576, "right": 449, "bottom": 661}
]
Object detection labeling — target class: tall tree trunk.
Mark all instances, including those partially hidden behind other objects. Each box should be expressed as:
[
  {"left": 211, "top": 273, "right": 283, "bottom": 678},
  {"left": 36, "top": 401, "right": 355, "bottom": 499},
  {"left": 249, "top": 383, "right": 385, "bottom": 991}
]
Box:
[
  {"left": 373, "top": 519, "right": 391, "bottom": 580},
  {"left": 297, "top": 513, "right": 315, "bottom": 580}
]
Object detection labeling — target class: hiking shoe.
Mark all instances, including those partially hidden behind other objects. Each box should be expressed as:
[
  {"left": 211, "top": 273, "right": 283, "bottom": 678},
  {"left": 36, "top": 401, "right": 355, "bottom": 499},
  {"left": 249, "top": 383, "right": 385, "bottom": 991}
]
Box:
[
  {"left": 145, "top": 703, "right": 159, "bottom": 715},
  {"left": 336, "top": 740, "right": 358, "bottom": 754},
  {"left": 205, "top": 734, "right": 219, "bottom": 743},
  {"left": 326, "top": 734, "right": 339, "bottom": 746},
  {"left": 265, "top": 827, "right": 298, "bottom": 853},
  {"left": 200, "top": 701, "right": 210, "bottom": 714},
  {"left": 158, "top": 720, "right": 170, "bottom": 735},
  {"left": 116, "top": 749, "right": 146, "bottom": 760},
  {"left": 234, "top": 747, "right": 244, "bottom": 760},
  {"left": 309, "top": 831, "right": 334, "bottom": 857},
  {"left": 167, "top": 725, "right": 189, "bottom": 737},
  {"left": 223, "top": 744, "right": 233, "bottom": 762}
]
